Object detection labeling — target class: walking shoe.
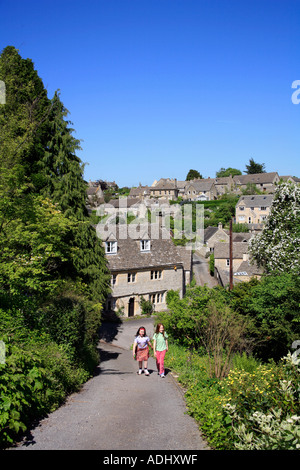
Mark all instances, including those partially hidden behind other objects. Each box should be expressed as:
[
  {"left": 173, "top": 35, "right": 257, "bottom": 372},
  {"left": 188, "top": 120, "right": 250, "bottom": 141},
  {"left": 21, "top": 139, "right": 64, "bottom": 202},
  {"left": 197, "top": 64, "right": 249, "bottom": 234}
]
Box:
[
  {"left": 160, "top": 373, "right": 165, "bottom": 378},
  {"left": 138, "top": 369, "right": 142, "bottom": 375},
  {"left": 144, "top": 369, "right": 149, "bottom": 376}
]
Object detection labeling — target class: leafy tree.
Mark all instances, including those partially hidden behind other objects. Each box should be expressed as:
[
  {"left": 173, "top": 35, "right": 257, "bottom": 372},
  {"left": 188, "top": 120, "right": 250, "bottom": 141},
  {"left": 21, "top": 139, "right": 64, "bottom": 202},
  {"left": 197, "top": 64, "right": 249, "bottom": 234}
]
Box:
[
  {"left": 248, "top": 182, "right": 300, "bottom": 275},
  {"left": 216, "top": 167, "right": 242, "bottom": 177},
  {"left": 244, "top": 158, "right": 266, "bottom": 174},
  {"left": 231, "top": 274, "right": 300, "bottom": 361},
  {"left": 186, "top": 169, "right": 203, "bottom": 181},
  {"left": 0, "top": 46, "right": 110, "bottom": 305}
]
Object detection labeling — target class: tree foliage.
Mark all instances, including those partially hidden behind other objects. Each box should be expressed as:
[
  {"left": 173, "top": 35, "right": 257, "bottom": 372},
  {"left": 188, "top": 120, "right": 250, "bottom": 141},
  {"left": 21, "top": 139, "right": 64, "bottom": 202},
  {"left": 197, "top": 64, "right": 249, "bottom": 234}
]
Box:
[
  {"left": 186, "top": 169, "right": 203, "bottom": 180},
  {"left": 216, "top": 167, "right": 242, "bottom": 178},
  {"left": 244, "top": 158, "right": 266, "bottom": 174},
  {"left": 248, "top": 182, "right": 300, "bottom": 275}
]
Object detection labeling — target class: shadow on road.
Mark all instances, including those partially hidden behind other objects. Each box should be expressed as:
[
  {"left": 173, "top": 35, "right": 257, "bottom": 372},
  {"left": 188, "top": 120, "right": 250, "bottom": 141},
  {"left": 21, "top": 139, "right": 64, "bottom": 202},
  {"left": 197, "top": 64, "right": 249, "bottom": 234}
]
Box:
[{"left": 98, "top": 320, "right": 122, "bottom": 344}]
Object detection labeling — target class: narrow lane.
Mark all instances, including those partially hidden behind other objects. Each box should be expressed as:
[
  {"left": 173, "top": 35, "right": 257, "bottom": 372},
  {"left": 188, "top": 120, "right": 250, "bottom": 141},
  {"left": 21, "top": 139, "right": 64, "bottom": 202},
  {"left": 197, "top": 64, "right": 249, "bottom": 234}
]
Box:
[
  {"left": 14, "top": 318, "right": 209, "bottom": 451},
  {"left": 192, "top": 252, "right": 218, "bottom": 288}
]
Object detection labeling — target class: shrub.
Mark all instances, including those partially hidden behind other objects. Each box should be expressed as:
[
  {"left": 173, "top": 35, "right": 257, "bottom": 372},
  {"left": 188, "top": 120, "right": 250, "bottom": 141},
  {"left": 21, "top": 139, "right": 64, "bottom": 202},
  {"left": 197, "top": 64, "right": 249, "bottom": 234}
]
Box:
[{"left": 222, "top": 352, "right": 300, "bottom": 449}]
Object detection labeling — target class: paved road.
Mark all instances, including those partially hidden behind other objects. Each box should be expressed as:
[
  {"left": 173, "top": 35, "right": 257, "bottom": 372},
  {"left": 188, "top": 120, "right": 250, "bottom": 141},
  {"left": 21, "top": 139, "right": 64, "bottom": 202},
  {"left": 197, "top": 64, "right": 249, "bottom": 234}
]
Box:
[
  {"left": 192, "top": 252, "right": 218, "bottom": 288},
  {"left": 13, "top": 317, "right": 209, "bottom": 451}
]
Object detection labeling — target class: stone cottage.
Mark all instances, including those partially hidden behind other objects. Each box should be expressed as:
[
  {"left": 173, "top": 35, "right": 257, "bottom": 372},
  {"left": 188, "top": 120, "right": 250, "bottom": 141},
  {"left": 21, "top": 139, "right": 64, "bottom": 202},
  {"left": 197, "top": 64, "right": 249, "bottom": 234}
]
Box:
[{"left": 99, "top": 222, "right": 192, "bottom": 317}]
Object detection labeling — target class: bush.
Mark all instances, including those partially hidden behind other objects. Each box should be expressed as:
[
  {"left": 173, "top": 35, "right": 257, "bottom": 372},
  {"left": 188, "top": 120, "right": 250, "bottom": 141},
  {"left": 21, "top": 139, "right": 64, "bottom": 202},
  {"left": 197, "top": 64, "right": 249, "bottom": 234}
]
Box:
[
  {"left": 165, "top": 341, "right": 300, "bottom": 450},
  {"left": 139, "top": 296, "right": 154, "bottom": 315},
  {"left": 0, "top": 304, "right": 99, "bottom": 448},
  {"left": 222, "top": 353, "right": 300, "bottom": 449},
  {"left": 0, "top": 336, "right": 88, "bottom": 448}
]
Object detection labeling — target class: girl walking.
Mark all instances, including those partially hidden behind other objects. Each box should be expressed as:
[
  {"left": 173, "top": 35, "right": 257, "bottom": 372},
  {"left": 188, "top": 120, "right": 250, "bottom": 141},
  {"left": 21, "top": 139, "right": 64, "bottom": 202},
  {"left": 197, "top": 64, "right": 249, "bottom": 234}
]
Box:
[
  {"left": 153, "top": 323, "right": 168, "bottom": 378},
  {"left": 133, "top": 326, "right": 152, "bottom": 375}
]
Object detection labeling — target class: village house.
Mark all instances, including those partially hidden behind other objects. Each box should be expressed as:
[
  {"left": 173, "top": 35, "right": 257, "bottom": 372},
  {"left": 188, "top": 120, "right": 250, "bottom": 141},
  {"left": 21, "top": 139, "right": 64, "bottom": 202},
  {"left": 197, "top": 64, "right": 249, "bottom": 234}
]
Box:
[
  {"left": 279, "top": 175, "right": 300, "bottom": 185},
  {"left": 198, "top": 222, "right": 229, "bottom": 256},
  {"left": 86, "top": 181, "right": 104, "bottom": 207},
  {"left": 99, "top": 222, "right": 192, "bottom": 317},
  {"left": 184, "top": 178, "right": 217, "bottom": 201},
  {"left": 213, "top": 241, "right": 262, "bottom": 286},
  {"left": 233, "top": 172, "right": 280, "bottom": 193},
  {"left": 149, "top": 178, "right": 180, "bottom": 200},
  {"left": 129, "top": 184, "right": 150, "bottom": 199},
  {"left": 235, "top": 194, "right": 274, "bottom": 225},
  {"left": 214, "top": 175, "right": 235, "bottom": 196},
  {"left": 198, "top": 222, "right": 252, "bottom": 256}
]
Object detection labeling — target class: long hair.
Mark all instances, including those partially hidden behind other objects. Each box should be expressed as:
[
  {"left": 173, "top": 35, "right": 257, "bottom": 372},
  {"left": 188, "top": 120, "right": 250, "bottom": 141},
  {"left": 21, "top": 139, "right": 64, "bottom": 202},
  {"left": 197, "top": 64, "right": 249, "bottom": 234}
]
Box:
[
  {"left": 155, "top": 323, "right": 166, "bottom": 337},
  {"left": 135, "top": 326, "right": 147, "bottom": 337}
]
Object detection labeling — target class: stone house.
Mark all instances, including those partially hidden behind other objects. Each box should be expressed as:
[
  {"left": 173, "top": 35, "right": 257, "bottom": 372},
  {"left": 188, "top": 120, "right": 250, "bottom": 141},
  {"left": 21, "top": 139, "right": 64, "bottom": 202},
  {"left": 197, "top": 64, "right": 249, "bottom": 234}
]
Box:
[
  {"left": 235, "top": 194, "right": 274, "bottom": 225},
  {"left": 279, "top": 175, "right": 300, "bottom": 185},
  {"left": 214, "top": 241, "right": 249, "bottom": 273},
  {"left": 198, "top": 222, "right": 252, "bottom": 257},
  {"left": 184, "top": 179, "right": 217, "bottom": 201},
  {"left": 213, "top": 241, "right": 262, "bottom": 286},
  {"left": 198, "top": 222, "right": 229, "bottom": 256},
  {"left": 100, "top": 223, "right": 192, "bottom": 317},
  {"left": 149, "top": 178, "right": 180, "bottom": 200},
  {"left": 129, "top": 184, "right": 150, "bottom": 199},
  {"left": 233, "top": 172, "right": 280, "bottom": 193},
  {"left": 86, "top": 182, "right": 104, "bottom": 207},
  {"left": 214, "top": 175, "right": 235, "bottom": 196}
]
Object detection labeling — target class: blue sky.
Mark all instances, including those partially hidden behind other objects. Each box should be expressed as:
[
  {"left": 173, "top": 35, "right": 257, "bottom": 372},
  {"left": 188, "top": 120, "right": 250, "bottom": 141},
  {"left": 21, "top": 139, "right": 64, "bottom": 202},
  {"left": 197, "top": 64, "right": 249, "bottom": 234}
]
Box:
[{"left": 1, "top": 0, "right": 300, "bottom": 187}]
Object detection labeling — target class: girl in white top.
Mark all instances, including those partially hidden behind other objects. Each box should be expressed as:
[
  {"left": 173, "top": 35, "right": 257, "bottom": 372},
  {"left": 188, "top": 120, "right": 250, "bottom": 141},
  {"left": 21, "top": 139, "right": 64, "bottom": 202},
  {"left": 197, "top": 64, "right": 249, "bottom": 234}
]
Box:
[{"left": 133, "top": 326, "right": 152, "bottom": 375}]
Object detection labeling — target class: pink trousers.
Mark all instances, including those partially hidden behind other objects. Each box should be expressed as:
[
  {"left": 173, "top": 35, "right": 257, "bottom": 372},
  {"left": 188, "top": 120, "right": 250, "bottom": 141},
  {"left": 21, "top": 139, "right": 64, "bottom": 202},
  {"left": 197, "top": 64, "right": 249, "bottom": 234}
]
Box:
[{"left": 156, "top": 349, "right": 166, "bottom": 375}]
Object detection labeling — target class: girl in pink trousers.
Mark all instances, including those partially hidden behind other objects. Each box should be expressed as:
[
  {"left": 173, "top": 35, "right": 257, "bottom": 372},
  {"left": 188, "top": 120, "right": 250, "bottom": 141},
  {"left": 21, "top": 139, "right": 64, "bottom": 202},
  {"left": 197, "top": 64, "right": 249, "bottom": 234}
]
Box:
[{"left": 153, "top": 323, "right": 168, "bottom": 378}]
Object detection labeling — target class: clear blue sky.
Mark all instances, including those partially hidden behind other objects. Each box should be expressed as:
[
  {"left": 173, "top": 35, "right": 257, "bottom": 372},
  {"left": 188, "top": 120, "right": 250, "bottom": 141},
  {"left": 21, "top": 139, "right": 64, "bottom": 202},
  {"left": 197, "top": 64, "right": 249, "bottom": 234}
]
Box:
[{"left": 1, "top": 0, "right": 300, "bottom": 187}]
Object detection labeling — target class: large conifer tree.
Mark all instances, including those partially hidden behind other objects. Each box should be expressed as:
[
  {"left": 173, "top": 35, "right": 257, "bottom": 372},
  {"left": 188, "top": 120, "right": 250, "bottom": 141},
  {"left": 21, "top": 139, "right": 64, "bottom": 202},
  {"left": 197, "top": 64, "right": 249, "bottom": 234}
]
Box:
[{"left": 0, "top": 46, "right": 110, "bottom": 304}]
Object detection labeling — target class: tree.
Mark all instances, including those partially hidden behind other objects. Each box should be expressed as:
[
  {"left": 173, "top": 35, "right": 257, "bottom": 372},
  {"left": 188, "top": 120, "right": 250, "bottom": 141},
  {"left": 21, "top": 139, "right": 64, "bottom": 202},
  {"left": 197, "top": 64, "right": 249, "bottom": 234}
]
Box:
[
  {"left": 244, "top": 158, "right": 266, "bottom": 174},
  {"left": 186, "top": 169, "right": 202, "bottom": 181},
  {"left": 248, "top": 182, "right": 300, "bottom": 275},
  {"left": 216, "top": 167, "right": 242, "bottom": 178},
  {"left": 231, "top": 274, "right": 300, "bottom": 361},
  {"left": 0, "top": 46, "right": 110, "bottom": 305}
]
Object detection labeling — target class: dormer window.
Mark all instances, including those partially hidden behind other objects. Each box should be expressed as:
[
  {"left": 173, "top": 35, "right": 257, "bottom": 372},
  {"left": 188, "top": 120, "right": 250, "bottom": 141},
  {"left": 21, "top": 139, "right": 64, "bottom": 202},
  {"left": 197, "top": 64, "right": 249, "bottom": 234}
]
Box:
[
  {"left": 140, "top": 240, "right": 150, "bottom": 252},
  {"left": 105, "top": 241, "right": 117, "bottom": 254}
]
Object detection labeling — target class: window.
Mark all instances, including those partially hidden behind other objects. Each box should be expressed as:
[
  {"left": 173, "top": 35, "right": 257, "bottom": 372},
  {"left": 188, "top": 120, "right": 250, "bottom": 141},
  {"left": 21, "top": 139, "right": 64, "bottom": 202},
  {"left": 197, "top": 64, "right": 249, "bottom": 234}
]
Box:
[
  {"left": 148, "top": 292, "right": 164, "bottom": 304},
  {"left": 111, "top": 274, "right": 117, "bottom": 286},
  {"left": 260, "top": 206, "right": 267, "bottom": 211},
  {"left": 226, "top": 259, "right": 230, "bottom": 267},
  {"left": 140, "top": 240, "right": 150, "bottom": 252},
  {"left": 151, "top": 270, "right": 162, "bottom": 280},
  {"left": 128, "top": 273, "right": 136, "bottom": 283},
  {"left": 105, "top": 241, "right": 117, "bottom": 254},
  {"left": 239, "top": 206, "right": 245, "bottom": 211}
]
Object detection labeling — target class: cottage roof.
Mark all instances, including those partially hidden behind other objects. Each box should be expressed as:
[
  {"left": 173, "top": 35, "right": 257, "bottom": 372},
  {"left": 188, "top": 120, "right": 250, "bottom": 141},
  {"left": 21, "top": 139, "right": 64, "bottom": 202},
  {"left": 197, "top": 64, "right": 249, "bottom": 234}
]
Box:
[
  {"left": 234, "top": 260, "right": 264, "bottom": 276},
  {"left": 102, "top": 198, "right": 139, "bottom": 209},
  {"left": 279, "top": 175, "right": 300, "bottom": 183},
  {"left": 214, "top": 176, "right": 233, "bottom": 185},
  {"left": 232, "top": 232, "right": 252, "bottom": 242},
  {"left": 129, "top": 186, "right": 150, "bottom": 197},
  {"left": 151, "top": 178, "right": 179, "bottom": 190},
  {"left": 102, "top": 224, "right": 184, "bottom": 271},
  {"left": 233, "top": 172, "right": 279, "bottom": 185},
  {"left": 236, "top": 195, "right": 274, "bottom": 207},
  {"left": 214, "top": 242, "right": 249, "bottom": 259},
  {"left": 185, "top": 179, "right": 215, "bottom": 192}
]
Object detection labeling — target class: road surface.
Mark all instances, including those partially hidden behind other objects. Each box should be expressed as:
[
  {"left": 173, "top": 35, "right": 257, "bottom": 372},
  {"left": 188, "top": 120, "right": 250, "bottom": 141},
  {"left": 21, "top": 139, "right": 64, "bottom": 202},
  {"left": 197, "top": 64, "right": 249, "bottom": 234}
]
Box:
[{"left": 12, "top": 317, "right": 209, "bottom": 451}]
